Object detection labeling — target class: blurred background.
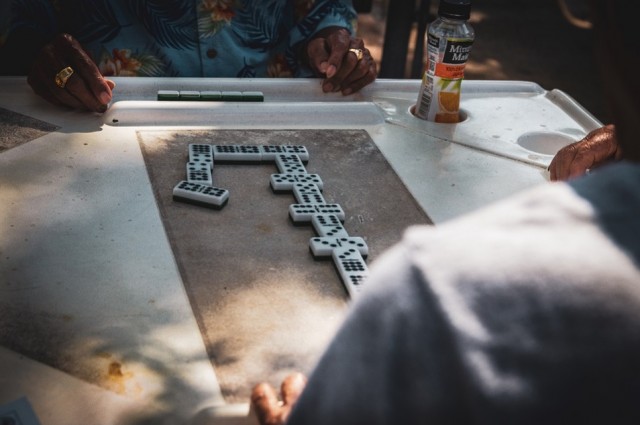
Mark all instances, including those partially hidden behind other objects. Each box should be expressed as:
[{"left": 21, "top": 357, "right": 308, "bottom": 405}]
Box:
[{"left": 355, "top": 0, "right": 607, "bottom": 123}]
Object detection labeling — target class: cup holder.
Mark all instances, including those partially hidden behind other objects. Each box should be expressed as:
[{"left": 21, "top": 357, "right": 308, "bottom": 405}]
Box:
[
  {"left": 409, "top": 104, "right": 468, "bottom": 124},
  {"left": 516, "top": 131, "right": 576, "bottom": 156}
]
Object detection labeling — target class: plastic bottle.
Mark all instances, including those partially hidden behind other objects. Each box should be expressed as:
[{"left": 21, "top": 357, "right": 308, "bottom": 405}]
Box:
[{"left": 414, "top": 0, "right": 474, "bottom": 122}]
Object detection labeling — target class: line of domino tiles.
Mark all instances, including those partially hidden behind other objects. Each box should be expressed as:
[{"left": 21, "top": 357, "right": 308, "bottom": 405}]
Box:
[
  {"left": 171, "top": 144, "right": 370, "bottom": 298},
  {"left": 157, "top": 90, "right": 264, "bottom": 102}
]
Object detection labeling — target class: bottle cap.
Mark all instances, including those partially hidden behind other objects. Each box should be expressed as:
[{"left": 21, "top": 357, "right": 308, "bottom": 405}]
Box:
[{"left": 438, "top": 0, "right": 471, "bottom": 20}]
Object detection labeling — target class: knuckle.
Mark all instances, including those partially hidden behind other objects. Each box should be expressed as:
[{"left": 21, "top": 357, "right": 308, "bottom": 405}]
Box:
[{"left": 56, "top": 33, "right": 73, "bottom": 47}]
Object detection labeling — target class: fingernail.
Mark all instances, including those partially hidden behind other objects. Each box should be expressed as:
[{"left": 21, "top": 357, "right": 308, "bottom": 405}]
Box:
[
  {"left": 343, "top": 88, "right": 352, "bottom": 95},
  {"left": 323, "top": 83, "right": 333, "bottom": 92},
  {"left": 319, "top": 62, "right": 328, "bottom": 73},
  {"left": 99, "top": 91, "right": 111, "bottom": 104},
  {"left": 326, "top": 65, "right": 336, "bottom": 78},
  {"left": 97, "top": 104, "right": 108, "bottom": 113}
]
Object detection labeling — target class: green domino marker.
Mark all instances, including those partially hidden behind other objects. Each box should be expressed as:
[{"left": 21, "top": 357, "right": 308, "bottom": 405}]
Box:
[
  {"left": 200, "top": 90, "right": 222, "bottom": 101},
  {"left": 221, "top": 91, "right": 243, "bottom": 101},
  {"left": 179, "top": 90, "right": 201, "bottom": 100},
  {"left": 157, "top": 90, "right": 180, "bottom": 101},
  {"left": 241, "top": 91, "right": 265, "bottom": 102}
]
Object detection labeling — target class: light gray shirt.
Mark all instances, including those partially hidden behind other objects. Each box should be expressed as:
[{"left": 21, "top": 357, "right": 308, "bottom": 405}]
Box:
[{"left": 288, "top": 161, "right": 640, "bottom": 424}]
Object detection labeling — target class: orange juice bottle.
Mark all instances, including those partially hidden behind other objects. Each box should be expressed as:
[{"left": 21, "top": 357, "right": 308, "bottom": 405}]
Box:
[{"left": 415, "top": 0, "right": 474, "bottom": 122}]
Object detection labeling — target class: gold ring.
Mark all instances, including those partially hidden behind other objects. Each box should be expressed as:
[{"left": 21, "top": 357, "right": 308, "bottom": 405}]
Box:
[
  {"left": 348, "top": 48, "right": 364, "bottom": 61},
  {"left": 54, "top": 66, "right": 74, "bottom": 88}
]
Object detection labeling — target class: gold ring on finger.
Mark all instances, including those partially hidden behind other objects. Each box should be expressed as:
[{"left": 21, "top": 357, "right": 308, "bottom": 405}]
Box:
[
  {"left": 54, "top": 66, "right": 74, "bottom": 88},
  {"left": 348, "top": 48, "right": 364, "bottom": 61}
]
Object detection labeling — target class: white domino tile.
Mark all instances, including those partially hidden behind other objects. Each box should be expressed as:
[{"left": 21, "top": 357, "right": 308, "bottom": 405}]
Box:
[
  {"left": 186, "top": 167, "right": 213, "bottom": 186},
  {"left": 212, "top": 145, "right": 262, "bottom": 162},
  {"left": 188, "top": 144, "right": 214, "bottom": 167},
  {"left": 309, "top": 236, "right": 368, "bottom": 258},
  {"left": 289, "top": 203, "right": 345, "bottom": 223},
  {"left": 275, "top": 154, "right": 307, "bottom": 174},
  {"left": 295, "top": 193, "right": 325, "bottom": 204},
  {"left": 311, "top": 214, "right": 349, "bottom": 237},
  {"left": 186, "top": 161, "right": 213, "bottom": 186},
  {"left": 261, "top": 145, "right": 309, "bottom": 162},
  {"left": 332, "top": 248, "right": 369, "bottom": 298},
  {"left": 187, "top": 161, "right": 211, "bottom": 172},
  {"left": 270, "top": 174, "right": 324, "bottom": 192},
  {"left": 173, "top": 181, "right": 229, "bottom": 209},
  {"left": 177, "top": 142, "right": 372, "bottom": 298},
  {"left": 293, "top": 183, "right": 325, "bottom": 204}
]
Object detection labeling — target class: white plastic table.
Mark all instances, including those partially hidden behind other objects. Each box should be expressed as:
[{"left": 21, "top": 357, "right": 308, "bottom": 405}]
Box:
[{"left": 0, "top": 77, "right": 601, "bottom": 425}]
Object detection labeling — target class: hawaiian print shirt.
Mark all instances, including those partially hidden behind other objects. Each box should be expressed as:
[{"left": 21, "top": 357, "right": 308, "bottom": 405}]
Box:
[{"left": 1, "top": 0, "right": 357, "bottom": 78}]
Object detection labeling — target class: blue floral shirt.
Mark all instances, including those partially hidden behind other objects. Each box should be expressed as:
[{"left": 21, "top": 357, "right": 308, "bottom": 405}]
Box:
[{"left": 1, "top": 0, "right": 357, "bottom": 77}]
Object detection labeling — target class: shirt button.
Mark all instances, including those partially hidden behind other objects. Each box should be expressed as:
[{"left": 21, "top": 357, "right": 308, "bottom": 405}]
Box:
[{"left": 207, "top": 49, "right": 217, "bottom": 59}]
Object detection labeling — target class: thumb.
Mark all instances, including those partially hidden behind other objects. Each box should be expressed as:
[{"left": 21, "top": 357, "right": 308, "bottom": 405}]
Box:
[
  {"left": 322, "top": 29, "right": 350, "bottom": 78},
  {"left": 306, "top": 36, "right": 331, "bottom": 75}
]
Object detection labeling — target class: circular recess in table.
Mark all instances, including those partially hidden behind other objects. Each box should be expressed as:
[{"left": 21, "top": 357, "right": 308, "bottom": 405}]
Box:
[
  {"left": 408, "top": 105, "right": 469, "bottom": 123},
  {"left": 516, "top": 131, "right": 576, "bottom": 156}
]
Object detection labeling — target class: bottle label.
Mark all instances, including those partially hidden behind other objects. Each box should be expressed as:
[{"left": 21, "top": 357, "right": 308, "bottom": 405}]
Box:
[
  {"left": 443, "top": 39, "right": 473, "bottom": 64},
  {"left": 415, "top": 35, "right": 474, "bottom": 123}
]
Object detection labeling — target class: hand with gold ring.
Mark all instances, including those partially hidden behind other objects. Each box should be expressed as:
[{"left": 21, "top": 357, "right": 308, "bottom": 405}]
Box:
[
  {"left": 27, "top": 33, "right": 115, "bottom": 112},
  {"left": 348, "top": 48, "right": 364, "bottom": 62},
  {"left": 54, "top": 66, "right": 75, "bottom": 89},
  {"left": 305, "top": 27, "right": 377, "bottom": 96}
]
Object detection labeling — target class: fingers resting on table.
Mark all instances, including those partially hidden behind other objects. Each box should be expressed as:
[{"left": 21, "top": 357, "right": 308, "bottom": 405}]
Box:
[
  {"left": 306, "top": 27, "right": 377, "bottom": 96},
  {"left": 28, "top": 28, "right": 376, "bottom": 112},
  {"left": 27, "top": 33, "right": 114, "bottom": 113},
  {"left": 250, "top": 372, "right": 307, "bottom": 425},
  {"left": 549, "top": 124, "right": 620, "bottom": 181}
]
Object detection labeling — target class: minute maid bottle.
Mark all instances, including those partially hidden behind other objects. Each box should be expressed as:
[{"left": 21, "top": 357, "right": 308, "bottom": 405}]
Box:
[{"left": 414, "top": 0, "right": 474, "bottom": 122}]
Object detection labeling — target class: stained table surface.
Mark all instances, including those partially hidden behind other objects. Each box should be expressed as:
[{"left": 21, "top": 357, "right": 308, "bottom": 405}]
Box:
[{"left": 0, "top": 77, "right": 600, "bottom": 425}]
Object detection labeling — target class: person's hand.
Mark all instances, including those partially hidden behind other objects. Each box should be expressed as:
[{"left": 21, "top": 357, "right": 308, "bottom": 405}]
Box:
[
  {"left": 27, "top": 33, "right": 115, "bottom": 113},
  {"left": 306, "top": 27, "right": 377, "bottom": 96},
  {"left": 548, "top": 124, "right": 621, "bottom": 181},
  {"left": 250, "top": 372, "right": 307, "bottom": 425}
]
